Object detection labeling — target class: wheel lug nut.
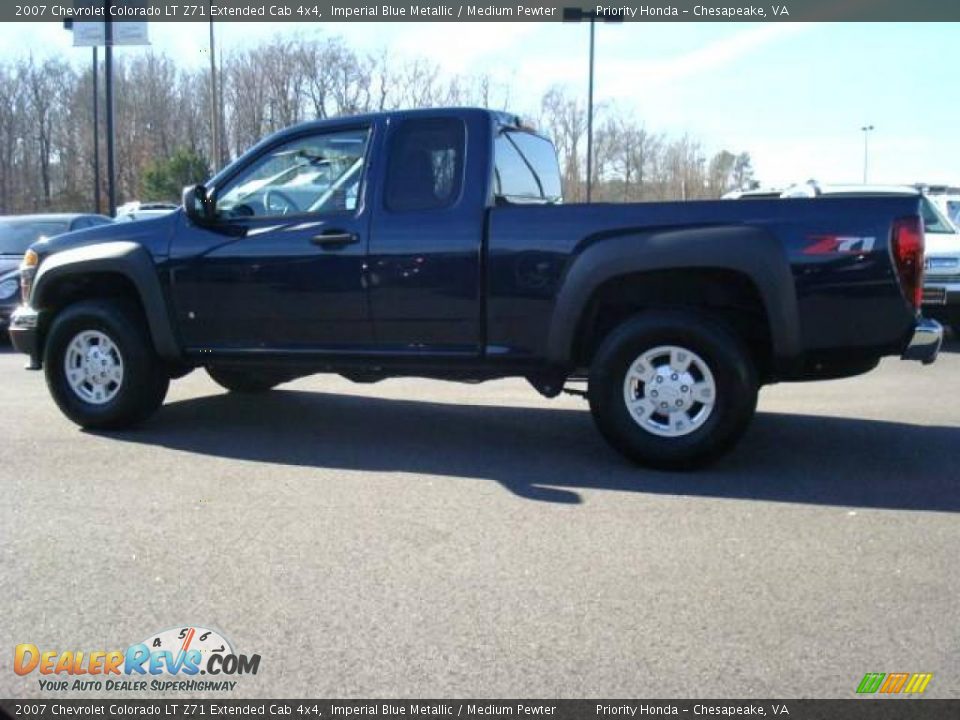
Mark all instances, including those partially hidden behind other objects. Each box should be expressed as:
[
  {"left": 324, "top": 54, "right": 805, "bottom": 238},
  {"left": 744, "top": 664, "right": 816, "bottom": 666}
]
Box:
[
  {"left": 675, "top": 400, "right": 683, "bottom": 407},
  {"left": 671, "top": 374, "right": 678, "bottom": 381},
  {"left": 681, "top": 385, "right": 688, "bottom": 392},
  {"left": 660, "top": 402, "right": 668, "bottom": 409},
  {"left": 651, "top": 390, "right": 658, "bottom": 397}
]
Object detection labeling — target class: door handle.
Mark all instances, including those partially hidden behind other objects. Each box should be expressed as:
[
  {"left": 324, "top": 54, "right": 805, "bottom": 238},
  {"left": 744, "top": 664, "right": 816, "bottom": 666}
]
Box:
[{"left": 311, "top": 230, "right": 359, "bottom": 250}]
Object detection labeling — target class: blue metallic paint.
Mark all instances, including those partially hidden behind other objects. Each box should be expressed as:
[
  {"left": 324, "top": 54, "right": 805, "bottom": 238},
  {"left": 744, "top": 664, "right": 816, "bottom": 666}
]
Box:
[{"left": 15, "top": 108, "right": 925, "bottom": 379}]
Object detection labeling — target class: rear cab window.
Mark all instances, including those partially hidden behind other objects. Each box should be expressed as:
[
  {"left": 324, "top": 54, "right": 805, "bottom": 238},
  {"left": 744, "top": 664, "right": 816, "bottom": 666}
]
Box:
[
  {"left": 494, "top": 130, "right": 563, "bottom": 204},
  {"left": 385, "top": 117, "right": 465, "bottom": 212}
]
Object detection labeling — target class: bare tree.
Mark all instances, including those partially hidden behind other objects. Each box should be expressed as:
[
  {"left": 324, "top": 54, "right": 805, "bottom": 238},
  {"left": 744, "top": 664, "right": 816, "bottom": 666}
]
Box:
[{"left": 0, "top": 33, "right": 759, "bottom": 214}]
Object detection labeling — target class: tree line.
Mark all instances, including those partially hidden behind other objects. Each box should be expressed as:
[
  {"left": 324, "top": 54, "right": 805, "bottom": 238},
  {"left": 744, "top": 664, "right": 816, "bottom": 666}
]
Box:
[{"left": 0, "top": 34, "right": 757, "bottom": 214}]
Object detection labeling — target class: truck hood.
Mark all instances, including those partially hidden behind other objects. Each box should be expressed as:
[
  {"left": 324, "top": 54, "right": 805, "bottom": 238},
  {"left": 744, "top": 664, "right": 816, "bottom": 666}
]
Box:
[{"left": 30, "top": 210, "right": 180, "bottom": 263}]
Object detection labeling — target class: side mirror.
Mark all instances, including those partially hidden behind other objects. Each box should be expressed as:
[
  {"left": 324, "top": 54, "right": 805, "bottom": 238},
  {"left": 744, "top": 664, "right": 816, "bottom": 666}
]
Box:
[{"left": 183, "top": 184, "right": 214, "bottom": 225}]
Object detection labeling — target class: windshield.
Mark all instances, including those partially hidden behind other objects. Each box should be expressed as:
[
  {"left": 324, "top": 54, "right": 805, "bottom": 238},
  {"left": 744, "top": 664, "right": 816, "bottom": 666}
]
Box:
[
  {"left": 921, "top": 197, "right": 957, "bottom": 234},
  {"left": 0, "top": 220, "right": 70, "bottom": 254},
  {"left": 946, "top": 201, "right": 960, "bottom": 226}
]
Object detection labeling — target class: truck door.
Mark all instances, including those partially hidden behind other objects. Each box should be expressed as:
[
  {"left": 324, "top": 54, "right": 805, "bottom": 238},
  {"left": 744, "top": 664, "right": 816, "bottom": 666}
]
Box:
[
  {"left": 169, "top": 122, "right": 375, "bottom": 352},
  {"left": 367, "top": 114, "right": 486, "bottom": 355}
]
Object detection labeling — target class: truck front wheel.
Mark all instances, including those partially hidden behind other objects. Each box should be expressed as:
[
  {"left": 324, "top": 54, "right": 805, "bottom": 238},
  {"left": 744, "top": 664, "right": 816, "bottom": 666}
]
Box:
[
  {"left": 44, "top": 300, "right": 170, "bottom": 429},
  {"left": 588, "top": 312, "right": 758, "bottom": 470}
]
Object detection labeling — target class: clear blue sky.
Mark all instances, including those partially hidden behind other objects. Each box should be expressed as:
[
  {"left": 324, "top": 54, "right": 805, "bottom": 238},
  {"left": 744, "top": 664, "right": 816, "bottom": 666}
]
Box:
[{"left": 6, "top": 21, "right": 959, "bottom": 187}]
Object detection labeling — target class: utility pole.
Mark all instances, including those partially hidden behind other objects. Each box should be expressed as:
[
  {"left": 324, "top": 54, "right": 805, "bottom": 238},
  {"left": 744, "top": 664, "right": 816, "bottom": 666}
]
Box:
[
  {"left": 587, "top": 17, "right": 595, "bottom": 203},
  {"left": 209, "top": 7, "right": 220, "bottom": 171},
  {"left": 563, "top": 7, "right": 621, "bottom": 203},
  {"left": 64, "top": 19, "right": 102, "bottom": 214},
  {"left": 104, "top": 1, "right": 117, "bottom": 216},
  {"left": 92, "top": 46, "right": 101, "bottom": 214},
  {"left": 861, "top": 124, "right": 875, "bottom": 184}
]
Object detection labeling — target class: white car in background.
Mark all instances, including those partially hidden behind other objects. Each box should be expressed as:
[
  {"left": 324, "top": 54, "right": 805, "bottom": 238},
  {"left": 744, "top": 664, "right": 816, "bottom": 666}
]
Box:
[
  {"left": 115, "top": 201, "right": 178, "bottom": 222},
  {"left": 930, "top": 193, "right": 960, "bottom": 227},
  {"left": 921, "top": 202, "right": 960, "bottom": 334},
  {"left": 721, "top": 186, "right": 783, "bottom": 200},
  {"left": 779, "top": 183, "right": 960, "bottom": 334}
]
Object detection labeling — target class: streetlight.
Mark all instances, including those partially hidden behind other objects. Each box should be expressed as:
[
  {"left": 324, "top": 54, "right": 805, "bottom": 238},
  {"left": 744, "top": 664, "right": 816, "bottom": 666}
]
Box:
[
  {"left": 104, "top": 0, "right": 117, "bottom": 217},
  {"left": 64, "top": 19, "right": 101, "bottom": 214},
  {"left": 563, "top": 7, "right": 622, "bottom": 203},
  {"left": 208, "top": 2, "right": 220, "bottom": 171},
  {"left": 861, "top": 124, "right": 875, "bottom": 183}
]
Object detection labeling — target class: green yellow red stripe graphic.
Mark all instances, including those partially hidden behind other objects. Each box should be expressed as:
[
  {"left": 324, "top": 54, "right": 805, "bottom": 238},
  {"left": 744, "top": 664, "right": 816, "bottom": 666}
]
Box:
[{"left": 856, "top": 672, "right": 933, "bottom": 694}]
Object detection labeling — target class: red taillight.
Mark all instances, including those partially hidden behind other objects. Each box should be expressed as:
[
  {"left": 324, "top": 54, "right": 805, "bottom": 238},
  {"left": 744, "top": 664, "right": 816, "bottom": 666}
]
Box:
[{"left": 891, "top": 216, "right": 924, "bottom": 311}]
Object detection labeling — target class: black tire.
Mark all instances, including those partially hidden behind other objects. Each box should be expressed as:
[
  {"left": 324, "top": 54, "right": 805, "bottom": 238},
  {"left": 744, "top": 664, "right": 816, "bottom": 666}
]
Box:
[
  {"left": 588, "top": 311, "right": 758, "bottom": 470},
  {"left": 206, "top": 366, "right": 287, "bottom": 393},
  {"left": 44, "top": 299, "right": 169, "bottom": 429}
]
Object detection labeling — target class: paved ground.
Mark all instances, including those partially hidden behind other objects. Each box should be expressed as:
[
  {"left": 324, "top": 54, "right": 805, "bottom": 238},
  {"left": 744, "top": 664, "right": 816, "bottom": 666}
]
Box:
[{"left": 1, "top": 338, "right": 958, "bottom": 699}]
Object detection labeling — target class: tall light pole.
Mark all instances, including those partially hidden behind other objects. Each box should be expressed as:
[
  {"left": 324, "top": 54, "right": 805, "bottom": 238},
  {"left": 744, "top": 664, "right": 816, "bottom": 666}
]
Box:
[
  {"left": 92, "top": 45, "right": 101, "bottom": 214},
  {"left": 861, "top": 124, "right": 875, "bottom": 183},
  {"left": 563, "top": 7, "right": 621, "bottom": 203},
  {"left": 63, "top": 19, "right": 102, "bottom": 214},
  {"left": 208, "top": 5, "right": 220, "bottom": 171},
  {"left": 104, "top": 1, "right": 116, "bottom": 217}
]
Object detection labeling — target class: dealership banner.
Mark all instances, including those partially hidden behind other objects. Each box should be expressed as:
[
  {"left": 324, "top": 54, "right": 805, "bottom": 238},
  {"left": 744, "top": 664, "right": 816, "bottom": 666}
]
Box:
[
  {"left": 5, "top": 0, "right": 960, "bottom": 23},
  {"left": 2, "top": 701, "right": 960, "bottom": 719}
]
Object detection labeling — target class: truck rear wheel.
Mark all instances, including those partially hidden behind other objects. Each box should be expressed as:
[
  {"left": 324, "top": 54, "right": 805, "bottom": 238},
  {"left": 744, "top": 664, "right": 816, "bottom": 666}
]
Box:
[
  {"left": 588, "top": 312, "right": 758, "bottom": 470},
  {"left": 206, "top": 366, "right": 288, "bottom": 393},
  {"left": 44, "top": 300, "right": 170, "bottom": 429}
]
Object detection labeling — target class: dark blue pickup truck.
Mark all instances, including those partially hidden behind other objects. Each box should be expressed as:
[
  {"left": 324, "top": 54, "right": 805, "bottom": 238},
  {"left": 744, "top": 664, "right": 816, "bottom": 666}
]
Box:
[{"left": 8, "top": 108, "right": 943, "bottom": 468}]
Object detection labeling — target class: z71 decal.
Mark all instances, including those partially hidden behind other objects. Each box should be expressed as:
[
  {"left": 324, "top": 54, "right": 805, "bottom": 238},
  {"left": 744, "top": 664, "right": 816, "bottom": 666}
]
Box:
[{"left": 804, "top": 235, "right": 877, "bottom": 255}]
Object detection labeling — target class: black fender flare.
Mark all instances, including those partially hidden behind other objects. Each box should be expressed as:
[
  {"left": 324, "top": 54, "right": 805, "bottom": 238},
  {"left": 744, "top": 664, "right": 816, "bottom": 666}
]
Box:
[
  {"left": 546, "top": 225, "right": 801, "bottom": 366},
  {"left": 32, "top": 241, "right": 181, "bottom": 360}
]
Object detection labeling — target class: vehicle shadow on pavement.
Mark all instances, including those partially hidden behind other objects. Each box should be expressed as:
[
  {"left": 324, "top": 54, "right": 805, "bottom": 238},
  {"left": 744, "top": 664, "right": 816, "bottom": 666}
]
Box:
[{"left": 102, "top": 388, "right": 960, "bottom": 512}]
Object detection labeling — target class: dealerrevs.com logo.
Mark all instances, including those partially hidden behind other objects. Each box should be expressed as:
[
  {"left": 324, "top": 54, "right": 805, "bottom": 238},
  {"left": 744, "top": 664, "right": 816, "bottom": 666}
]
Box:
[{"left": 14, "top": 626, "right": 260, "bottom": 693}]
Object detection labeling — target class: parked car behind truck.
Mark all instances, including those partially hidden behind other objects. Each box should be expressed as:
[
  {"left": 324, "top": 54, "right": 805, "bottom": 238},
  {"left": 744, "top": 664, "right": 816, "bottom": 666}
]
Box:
[
  {"left": 0, "top": 214, "right": 112, "bottom": 332},
  {"left": 7, "top": 108, "right": 943, "bottom": 468}
]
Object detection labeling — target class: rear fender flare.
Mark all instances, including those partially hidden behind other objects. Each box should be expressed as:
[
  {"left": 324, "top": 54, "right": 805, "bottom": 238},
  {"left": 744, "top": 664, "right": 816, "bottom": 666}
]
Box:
[{"left": 547, "top": 226, "right": 800, "bottom": 365}]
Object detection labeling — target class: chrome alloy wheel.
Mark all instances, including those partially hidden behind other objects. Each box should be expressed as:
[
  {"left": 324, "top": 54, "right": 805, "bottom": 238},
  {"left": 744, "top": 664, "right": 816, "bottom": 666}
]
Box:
[
  {"left": 622, "top": 345, "right": 717, "bottom": 438},
  {"left": 63, "top": 330, "right": 124, "bottom": 405}
]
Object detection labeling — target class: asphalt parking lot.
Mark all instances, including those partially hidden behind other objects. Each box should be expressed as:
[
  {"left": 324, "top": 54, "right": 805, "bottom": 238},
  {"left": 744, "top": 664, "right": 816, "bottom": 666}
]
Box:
[{"left": 1, "top": 337, "right": 958, "bottom": 699}]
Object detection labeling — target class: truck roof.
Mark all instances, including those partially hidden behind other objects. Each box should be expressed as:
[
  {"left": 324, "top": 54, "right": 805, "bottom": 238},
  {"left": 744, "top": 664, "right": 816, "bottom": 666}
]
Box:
[{"left": 208, "top": 107, "right": 532, "bottom": 190}]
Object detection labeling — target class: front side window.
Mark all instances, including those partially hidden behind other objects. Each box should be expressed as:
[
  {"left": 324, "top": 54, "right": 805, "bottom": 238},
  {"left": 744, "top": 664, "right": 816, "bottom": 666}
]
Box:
[
  {"left": 385, "top": 118, "right": 465, "bottom": 212},
  {"left": 215, "top": 127, "right": 370, "bottom": 219}
]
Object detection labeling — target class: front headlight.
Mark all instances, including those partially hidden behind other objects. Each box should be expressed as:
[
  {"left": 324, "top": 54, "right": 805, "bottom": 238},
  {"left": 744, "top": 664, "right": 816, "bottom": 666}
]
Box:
[
  {"left": 19, "top": 248, "right": 39, "bottom": 303},
  {"left": 0, "top": 278, "right": 18, "bottom": 300},
  {"left": 20, "top": 248, "right": 38, "bottom": 271}
]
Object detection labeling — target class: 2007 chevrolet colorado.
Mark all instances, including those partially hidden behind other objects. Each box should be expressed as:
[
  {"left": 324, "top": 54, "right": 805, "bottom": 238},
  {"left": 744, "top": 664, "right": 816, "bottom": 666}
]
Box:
[{"left": 8, "top": 108, "right": 943, "bottom": 468}]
